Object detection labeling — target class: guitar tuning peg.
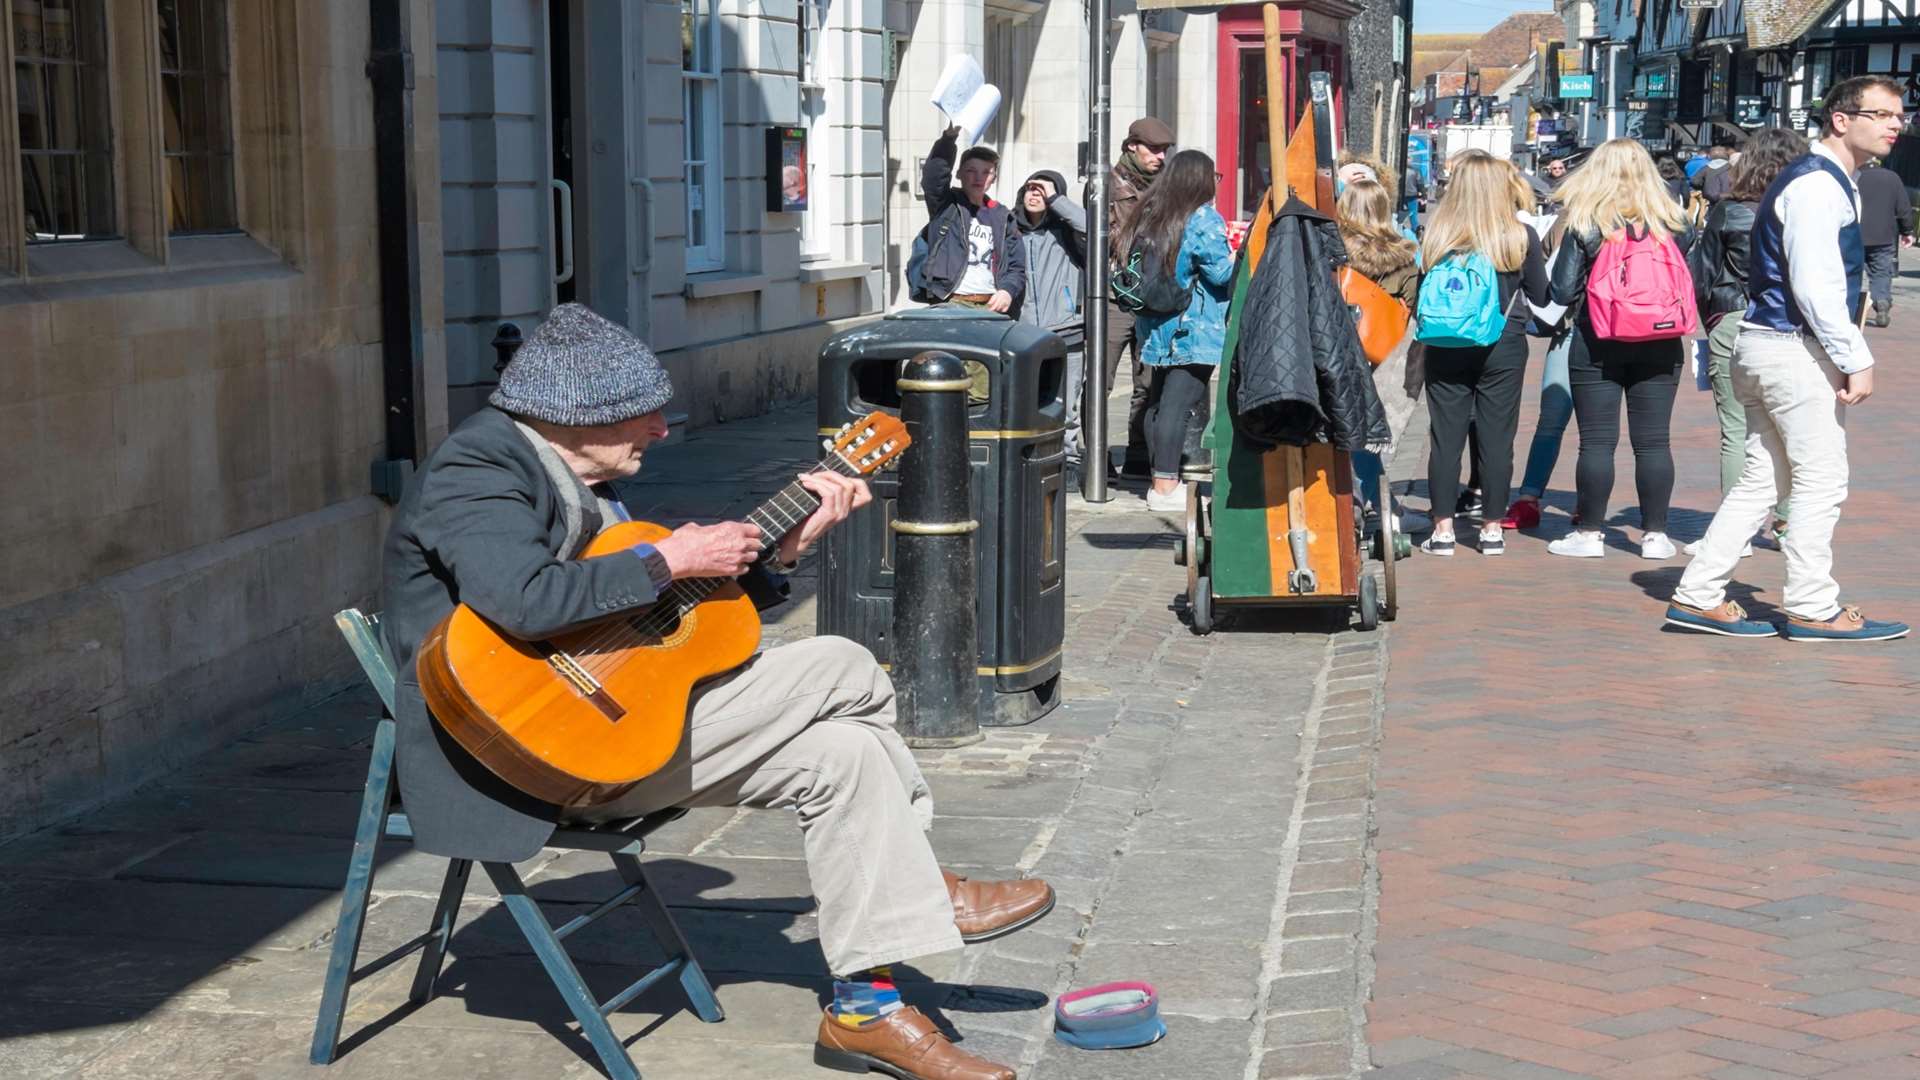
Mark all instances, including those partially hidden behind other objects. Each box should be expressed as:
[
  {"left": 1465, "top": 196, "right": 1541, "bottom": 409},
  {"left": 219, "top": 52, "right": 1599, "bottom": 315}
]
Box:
[
  {"left": 840, "top": 422, "right": 852, "bottom": 433},
  {"left": 821, "top": 438, "right": 834, "bottom": 452},
  {"left": 863, "top": 426, "right": 875, "bottom": 439}
]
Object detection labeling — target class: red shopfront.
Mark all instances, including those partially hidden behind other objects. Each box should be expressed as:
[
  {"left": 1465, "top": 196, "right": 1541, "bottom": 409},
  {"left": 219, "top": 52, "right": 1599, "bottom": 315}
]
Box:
[{"left": 1209, "top": 2, "right": 1358, "bottom": 221}]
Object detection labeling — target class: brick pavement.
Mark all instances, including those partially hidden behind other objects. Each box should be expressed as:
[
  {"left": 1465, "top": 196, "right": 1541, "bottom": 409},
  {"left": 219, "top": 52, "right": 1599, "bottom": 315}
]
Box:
[{"left": 1367, "top": 276, "right": 1920, "bottom": 1079}]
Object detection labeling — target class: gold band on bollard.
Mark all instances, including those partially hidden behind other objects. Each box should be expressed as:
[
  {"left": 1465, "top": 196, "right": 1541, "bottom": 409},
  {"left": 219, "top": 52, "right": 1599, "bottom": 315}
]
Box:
[
  {"left": 895, "top": 377, "right": 975, "bottom": 391},
  {"left": 890, "top": 519, "right": 980, "bottom": 535}
]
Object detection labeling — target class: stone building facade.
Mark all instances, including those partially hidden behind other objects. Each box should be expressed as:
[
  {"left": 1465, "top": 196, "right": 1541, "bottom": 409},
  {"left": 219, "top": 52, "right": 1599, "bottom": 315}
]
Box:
[
  {"left": 0, "top": 0, "right": 1228, "bottom": 841},
  {"left": 0, "top": 1, "right": 445, "bottom": 839}
]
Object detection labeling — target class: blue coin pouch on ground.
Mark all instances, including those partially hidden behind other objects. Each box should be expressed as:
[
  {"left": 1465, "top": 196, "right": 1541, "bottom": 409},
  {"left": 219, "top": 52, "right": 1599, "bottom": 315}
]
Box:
[{"left": 1052, "top": 981, "right": 1166, "bottom": 1050}]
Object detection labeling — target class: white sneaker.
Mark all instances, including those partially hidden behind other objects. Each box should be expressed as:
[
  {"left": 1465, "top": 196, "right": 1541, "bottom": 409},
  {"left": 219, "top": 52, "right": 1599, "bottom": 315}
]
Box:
[
  {"left": 1683, "top": 537, "right": 1754, "bottom": 558},
  {"left": 1547, "top": 530, "right": 1606, "bottom": 558},
  {"left": 1144, "top": 484, "right": 1187, "bottom": 512},
  {"left": 1640, "top": 532, "right": 1678, "bottom": 560}
]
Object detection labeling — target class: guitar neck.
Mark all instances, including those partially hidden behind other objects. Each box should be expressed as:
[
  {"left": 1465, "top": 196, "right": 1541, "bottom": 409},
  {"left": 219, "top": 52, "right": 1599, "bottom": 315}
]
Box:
[{"left": 666, "top": 454, "right": 861, "bottom": 608}]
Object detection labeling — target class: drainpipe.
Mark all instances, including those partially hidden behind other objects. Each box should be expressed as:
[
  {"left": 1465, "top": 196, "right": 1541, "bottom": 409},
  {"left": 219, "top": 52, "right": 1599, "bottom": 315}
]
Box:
[{"left": 367, "top": 0, "right": 429, "bottom": 503}]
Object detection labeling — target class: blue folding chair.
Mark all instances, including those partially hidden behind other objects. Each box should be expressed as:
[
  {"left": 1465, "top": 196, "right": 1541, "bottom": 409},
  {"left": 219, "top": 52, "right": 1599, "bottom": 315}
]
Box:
[{"left": 309, "top": 609, "right": 724, "bottom": 1079}]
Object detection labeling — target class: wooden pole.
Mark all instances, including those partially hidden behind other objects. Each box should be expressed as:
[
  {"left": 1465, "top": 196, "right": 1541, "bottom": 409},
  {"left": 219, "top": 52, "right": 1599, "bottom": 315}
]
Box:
[
  {"left": 1260, "top": 4, "right": 1316, "bottom": 594},
  {"left": 1262, "top": 5, "right": 1287, "bottom": 213}
]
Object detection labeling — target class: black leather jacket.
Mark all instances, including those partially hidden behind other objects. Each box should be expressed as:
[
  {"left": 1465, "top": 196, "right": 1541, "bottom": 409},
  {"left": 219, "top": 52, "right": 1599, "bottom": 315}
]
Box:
[{"left": 1694, "top": 199, "right": 1756, "bottom": 323}]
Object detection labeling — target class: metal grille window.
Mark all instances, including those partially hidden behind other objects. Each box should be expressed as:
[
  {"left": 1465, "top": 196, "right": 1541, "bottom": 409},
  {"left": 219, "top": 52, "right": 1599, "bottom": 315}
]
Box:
[
  {"left": 15, "top": 0, "right": 116, "bottom": 243},
  {"left": 682, "top": 0, "right": 724, "bottom": 272},
  {"left": 158, "top": 0, "right": 237, "bottom": 233}
]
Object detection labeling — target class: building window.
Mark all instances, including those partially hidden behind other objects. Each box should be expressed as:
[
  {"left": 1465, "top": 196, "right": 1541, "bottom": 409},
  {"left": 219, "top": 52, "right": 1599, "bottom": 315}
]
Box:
[
  {"left": 1147, "top": 41, "right": 1179, "bottom": 130},
  {"left": 15, "top": 0, "right": 116, "bottom": 243},
  {"left": 798, "top": 0, "right": 830, "bottom": 260},
  {"left": 682, "top": 0, "right": 724, "bottom": 272},
  {"left": 158, "top": 0, "right": 237, "bottom": 233}
]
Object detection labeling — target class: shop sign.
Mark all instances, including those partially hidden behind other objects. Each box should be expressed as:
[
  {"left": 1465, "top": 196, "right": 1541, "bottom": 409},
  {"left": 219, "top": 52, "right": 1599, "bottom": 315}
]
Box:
[
  {"left": 1733, "top": 96, "right": 1767, "bottom": 126},
  {"left": 1560, "top": 74, "right": 1594, "bottom": 98}
]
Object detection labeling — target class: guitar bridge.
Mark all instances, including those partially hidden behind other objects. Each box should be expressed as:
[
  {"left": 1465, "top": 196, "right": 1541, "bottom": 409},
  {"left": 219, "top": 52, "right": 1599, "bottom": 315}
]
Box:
[{"left": 542, "top": 647, "right": 625, "bottom": 721}]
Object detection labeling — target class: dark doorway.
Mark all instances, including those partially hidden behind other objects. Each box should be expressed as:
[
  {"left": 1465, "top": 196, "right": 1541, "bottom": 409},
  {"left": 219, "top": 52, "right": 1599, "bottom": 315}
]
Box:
[{"left": 549, "top": 0, "right": 577, "bottom": 304}]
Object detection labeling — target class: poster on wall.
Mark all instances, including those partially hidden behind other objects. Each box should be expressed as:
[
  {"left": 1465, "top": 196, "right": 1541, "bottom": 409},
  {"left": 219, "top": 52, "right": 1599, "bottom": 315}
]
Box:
[{"left": 765, "top": 127, "right": 807, "bottom": 213}]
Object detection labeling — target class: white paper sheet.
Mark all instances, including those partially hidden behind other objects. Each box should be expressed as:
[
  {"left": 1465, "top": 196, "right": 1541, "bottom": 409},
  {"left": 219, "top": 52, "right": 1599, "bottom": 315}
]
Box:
[{"left": 929, "top": 54, "right": 1001, "bottom": 145}]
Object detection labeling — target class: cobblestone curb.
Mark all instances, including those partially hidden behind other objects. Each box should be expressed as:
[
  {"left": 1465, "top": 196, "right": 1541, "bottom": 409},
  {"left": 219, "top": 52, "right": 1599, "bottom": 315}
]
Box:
[{"left": 1249, "top": 627, "right": 1389, "bottom": 1080}]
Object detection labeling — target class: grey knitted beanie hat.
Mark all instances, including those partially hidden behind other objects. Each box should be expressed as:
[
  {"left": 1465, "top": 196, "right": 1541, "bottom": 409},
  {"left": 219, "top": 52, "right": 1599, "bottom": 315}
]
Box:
[{"left": 490, "top": 303, "right": 673, "bottom": 426}]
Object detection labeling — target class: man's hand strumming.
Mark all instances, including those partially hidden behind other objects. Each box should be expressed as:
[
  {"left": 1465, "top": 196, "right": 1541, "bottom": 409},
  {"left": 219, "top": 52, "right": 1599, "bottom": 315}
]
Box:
[{"left": 654, "top": 522, "right": 764, "bottom": 579}]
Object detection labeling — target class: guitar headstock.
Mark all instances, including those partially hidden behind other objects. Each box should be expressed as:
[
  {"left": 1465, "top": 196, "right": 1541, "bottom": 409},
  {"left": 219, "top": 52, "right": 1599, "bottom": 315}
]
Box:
[{"left": 825, "top": 412, "right": 911, "bottom": 476}]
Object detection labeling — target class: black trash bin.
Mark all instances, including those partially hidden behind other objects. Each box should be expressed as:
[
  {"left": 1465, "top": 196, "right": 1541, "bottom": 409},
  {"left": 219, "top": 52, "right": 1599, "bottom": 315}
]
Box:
[{"left": 817, "top": 307, "right": 1066, "bottom": 727}]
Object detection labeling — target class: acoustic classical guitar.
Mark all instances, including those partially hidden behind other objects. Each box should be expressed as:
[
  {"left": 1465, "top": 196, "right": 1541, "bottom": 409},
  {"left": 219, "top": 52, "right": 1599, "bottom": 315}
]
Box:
[{"left": 417, "top": 413, "right": 910, "bottom": 808}]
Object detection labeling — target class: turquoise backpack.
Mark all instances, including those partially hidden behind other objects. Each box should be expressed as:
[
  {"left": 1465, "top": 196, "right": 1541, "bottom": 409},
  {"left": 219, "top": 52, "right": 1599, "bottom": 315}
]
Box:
[{"left": 1415, "top": 252, "right": 1505, "bottom": 348}]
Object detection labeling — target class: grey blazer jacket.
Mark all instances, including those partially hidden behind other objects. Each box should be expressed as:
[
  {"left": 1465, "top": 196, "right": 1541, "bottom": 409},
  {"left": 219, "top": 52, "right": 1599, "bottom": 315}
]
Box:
[{"left": 379, "top": 406, "right": 786, "bottom": 861}]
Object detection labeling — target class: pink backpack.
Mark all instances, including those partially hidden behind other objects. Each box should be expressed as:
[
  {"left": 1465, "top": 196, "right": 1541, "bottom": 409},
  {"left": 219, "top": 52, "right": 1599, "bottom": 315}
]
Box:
[{"left": 1585, "top": 226, "right": 1699, "bottom": 342}]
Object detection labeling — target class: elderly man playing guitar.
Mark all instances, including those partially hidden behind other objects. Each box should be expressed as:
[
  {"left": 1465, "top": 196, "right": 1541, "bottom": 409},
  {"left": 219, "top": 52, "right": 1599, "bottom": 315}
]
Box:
[{"left": 381, "top": 304, "right": 1051, "bottom": 1080}]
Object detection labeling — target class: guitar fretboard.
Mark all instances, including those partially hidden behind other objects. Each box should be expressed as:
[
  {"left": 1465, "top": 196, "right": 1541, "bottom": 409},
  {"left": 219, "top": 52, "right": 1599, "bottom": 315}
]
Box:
[{"left": 637, "top": 453, "right": 862, "bottom": 626}]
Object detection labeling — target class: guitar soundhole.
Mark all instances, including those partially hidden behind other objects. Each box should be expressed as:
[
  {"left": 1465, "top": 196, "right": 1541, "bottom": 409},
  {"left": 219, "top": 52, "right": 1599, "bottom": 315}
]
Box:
[{"left": 621, "top": 609, "right": 695, "bottom": 650}]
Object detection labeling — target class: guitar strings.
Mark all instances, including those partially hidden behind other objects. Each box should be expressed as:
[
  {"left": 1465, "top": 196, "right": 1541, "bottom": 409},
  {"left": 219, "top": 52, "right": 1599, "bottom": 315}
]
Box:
[
  {"left": 569, "top": 466, "right": 829, "bottom": 675},
  {"left": 569, "top": 455, "right": 857, "bottom": 677}
]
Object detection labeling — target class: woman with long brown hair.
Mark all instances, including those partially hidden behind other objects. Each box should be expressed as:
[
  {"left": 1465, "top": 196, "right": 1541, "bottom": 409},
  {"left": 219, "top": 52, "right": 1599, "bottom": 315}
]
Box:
[
  {"left": 1121, "top": 149, "right": 1237, "bottom": 512},
  {"left": 1684, "top": 127, "right": 1807, "bottom": 557},
  {"left": 1546, "top": 138, "right": 1697, "bottom": 560},
  {"left": 1413, "top": 151, "right": 1548, "bottom": 556}
]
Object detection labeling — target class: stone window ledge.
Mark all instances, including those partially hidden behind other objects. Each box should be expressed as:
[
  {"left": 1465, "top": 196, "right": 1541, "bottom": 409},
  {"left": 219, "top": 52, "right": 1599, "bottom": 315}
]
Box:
[
  {"left": 797, "top": 260, "right": 871, "bottom": 284},
  {"left": 683, "top": 270, "right": 772, "bottom": 299},
  {"left": 1, "top": 234, "right": 293, "bottom": 307}
]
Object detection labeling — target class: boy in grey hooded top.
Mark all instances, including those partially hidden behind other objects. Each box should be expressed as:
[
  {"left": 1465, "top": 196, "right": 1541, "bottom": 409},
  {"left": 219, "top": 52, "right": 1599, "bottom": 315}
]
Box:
[{"left": 1013, "top": 169, "right": 1090, "bottom": 465}]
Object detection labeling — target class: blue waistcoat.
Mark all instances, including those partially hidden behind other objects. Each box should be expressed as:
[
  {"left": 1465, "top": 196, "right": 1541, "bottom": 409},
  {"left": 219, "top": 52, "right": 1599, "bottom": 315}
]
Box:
[{"left": 1745, "top": 153, "right": 1866, "bottom": 330}]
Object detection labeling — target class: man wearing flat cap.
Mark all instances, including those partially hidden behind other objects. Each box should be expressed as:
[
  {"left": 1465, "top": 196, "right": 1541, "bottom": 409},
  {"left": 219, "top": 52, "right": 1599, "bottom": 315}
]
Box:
[
  {"left": 1097, "top": 116, "right": 1202, "bottom": 479},
  {"left": 381, "top": 303, "right": 1053, "bottom": 1079}
]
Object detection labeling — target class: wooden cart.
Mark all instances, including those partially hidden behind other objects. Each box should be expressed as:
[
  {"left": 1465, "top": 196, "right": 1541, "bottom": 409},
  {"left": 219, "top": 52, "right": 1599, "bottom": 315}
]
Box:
[{"left": 1174, "top": 6, "right": 1405, "bottom": 634}]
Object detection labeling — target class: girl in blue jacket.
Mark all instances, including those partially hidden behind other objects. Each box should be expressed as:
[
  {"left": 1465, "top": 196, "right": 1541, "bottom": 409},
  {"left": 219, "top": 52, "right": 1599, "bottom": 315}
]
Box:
[{"left": 1124, "top": 150, "right": 1238, "bottom": 512}]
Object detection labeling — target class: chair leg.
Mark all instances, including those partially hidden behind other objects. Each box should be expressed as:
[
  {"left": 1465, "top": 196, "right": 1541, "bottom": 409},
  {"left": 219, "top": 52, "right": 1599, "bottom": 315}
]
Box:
[
  {"left": 409, "top": 858, "right": 471, "bottom": 1004},
  {"left": 310, "top": 719, "right": 399, "bottom": 1066},
  {"left": 481, "top": 861, "right": 639, "bottom": 1080},
  {"left": 610, "top": 852, "right": 725, "bottom": 1024}
]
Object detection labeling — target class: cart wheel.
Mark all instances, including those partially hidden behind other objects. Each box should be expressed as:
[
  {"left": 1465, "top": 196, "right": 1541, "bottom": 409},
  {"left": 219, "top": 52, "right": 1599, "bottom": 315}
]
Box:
[
  {"left": 1379, "top": 496, "right": 1399, "bottom": 623},
  {"left": 1357, "top": 572, "right": 1380, "bottom": 631},
  {"left": 1184, "top": 481, "right": 1205, "bottom": 604},
  {"left": 1191, "top": 574, "right": 1214, "bottom": 635}
]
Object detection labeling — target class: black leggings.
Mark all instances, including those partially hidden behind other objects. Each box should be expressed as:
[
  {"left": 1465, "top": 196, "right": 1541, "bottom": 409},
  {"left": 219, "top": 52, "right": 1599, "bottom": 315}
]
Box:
[
  {"left": 1145, "top": 364, "right": 1213, "bottom": 480},
  {"left": 1567, "top": 326, "right": 1681, "bottom": 533},
  {"left": 1425, "top": 332, "right": 1528, "bottom": 526}
]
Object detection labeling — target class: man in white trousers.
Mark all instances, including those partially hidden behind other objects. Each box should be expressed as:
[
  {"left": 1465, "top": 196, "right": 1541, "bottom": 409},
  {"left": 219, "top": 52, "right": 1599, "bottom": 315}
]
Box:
[{"left": 1665, "top": 75, "right": 1909, "bottom": 643}]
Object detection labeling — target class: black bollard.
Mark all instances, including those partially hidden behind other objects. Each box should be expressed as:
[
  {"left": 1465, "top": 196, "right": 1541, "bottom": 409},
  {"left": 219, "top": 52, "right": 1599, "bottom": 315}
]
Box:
[
  {"left": 492, "top": 322, "right": 524, "bottom": 375},
  {"left": 892, "top": 351, "right": 982, "bottom": 748}
]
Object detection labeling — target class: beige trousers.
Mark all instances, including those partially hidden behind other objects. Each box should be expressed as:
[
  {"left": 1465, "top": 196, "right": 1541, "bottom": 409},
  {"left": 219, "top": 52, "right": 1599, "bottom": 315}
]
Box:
[{"left": 572, "top": 636, "right": 963, "bottom": 977}]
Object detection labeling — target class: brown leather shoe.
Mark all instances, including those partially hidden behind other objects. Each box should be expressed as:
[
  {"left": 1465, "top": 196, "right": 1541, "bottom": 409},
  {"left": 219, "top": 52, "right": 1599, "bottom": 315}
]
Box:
[
  {"left": 943, "top": 869, "right": 1055, "bottom": 943},
  {"left": 814, "top": 1007, "right": 1015, "bottom": 1079}
]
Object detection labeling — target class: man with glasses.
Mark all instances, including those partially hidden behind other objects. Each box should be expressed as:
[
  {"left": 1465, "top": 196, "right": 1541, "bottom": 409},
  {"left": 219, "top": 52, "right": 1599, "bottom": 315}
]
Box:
[{"left": 1668, "top": 76, "right": 1910, "bottom": 642}]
